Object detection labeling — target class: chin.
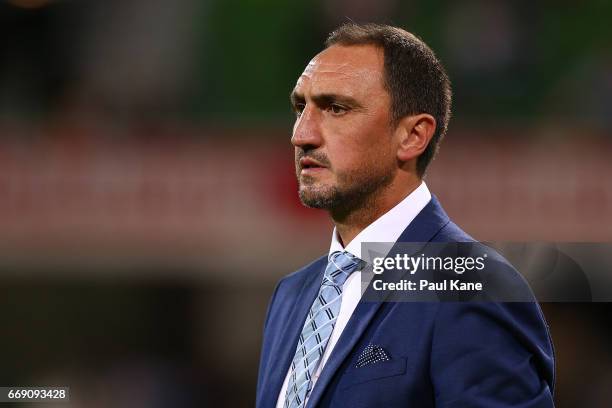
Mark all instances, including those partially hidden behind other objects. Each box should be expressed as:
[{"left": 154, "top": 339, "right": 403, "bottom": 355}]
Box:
[{"left": 298, "top": 186, "right": 336, "bottom": 209}]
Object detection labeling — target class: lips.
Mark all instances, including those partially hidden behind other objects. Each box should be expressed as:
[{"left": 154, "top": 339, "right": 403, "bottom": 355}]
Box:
[{"left": 299, "top": 157, "right": 326, "bottom": 170}]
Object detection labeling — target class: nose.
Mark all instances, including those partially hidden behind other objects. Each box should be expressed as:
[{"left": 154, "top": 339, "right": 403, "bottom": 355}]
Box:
[{"left": 291, "top": 104, "right": 323, "bottom": 149}]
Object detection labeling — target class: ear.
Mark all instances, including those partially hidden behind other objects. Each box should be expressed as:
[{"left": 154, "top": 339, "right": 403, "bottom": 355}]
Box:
[{"left": 395, "top": 113, "right": 436, "bottom": 163}]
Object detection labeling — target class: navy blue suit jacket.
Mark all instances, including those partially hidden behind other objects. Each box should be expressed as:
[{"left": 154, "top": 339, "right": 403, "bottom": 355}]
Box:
[{"left": 257, "top": 196, "right": 555, "bottom": 407}]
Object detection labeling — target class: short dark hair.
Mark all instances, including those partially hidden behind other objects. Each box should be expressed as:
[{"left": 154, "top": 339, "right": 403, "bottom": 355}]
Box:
[{"left": 325, "top": 23, "right": 452, "bottom": 176}]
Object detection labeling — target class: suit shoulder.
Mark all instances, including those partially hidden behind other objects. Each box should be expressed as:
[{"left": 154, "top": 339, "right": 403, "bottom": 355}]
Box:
[
  {"left": 430, "top": 218, "right": 534, "bottom": 299},
  {"left": 431, "top": 219, "right": 476, "bottom": 243}
]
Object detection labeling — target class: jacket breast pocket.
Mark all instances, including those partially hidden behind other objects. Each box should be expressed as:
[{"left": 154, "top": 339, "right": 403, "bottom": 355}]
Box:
[{"left": 339, "top": 357, "right": 407, "bottom": 390}]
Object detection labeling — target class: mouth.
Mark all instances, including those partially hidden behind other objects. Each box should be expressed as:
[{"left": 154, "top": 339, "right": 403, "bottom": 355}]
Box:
[
  {"left": 299, "top": 157, "right": 327, "bottom": 174},
  {"left": 300, "top": 157, "right": 326, "bottom": 169}
]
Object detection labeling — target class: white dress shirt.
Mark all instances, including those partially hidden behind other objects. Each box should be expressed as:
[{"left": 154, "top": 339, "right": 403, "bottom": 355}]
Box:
[{"left": 276, "top": 182, "right": 431, "bottom": 408}]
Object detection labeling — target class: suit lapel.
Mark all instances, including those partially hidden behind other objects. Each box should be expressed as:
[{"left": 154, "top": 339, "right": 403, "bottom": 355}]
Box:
[
  {"left": 305, "top": 196, "right": 450, "bottom": 408},
  {"left": 260, "top": 257, "right": 327, "bottom": 408}
]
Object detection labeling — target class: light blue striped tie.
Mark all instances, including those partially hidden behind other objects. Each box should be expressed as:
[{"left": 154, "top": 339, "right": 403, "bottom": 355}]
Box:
[{"left": 284, "top": 251, "right": 363, "bottom": 408}]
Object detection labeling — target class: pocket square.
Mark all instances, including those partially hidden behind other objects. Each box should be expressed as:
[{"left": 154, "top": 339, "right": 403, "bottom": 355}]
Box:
[{"left": 356, "top": 344, "right": 391, "bottom": 367}]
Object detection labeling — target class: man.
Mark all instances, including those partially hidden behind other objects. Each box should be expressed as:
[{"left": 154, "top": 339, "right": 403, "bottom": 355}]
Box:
[{"left": 257, "top": 23, "right": 554, "bottom": 407}]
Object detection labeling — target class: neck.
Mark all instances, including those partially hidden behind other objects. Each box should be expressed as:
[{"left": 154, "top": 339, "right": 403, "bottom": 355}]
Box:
[{"left": 332, "top": 176, "right": 421, "bottom": 247}]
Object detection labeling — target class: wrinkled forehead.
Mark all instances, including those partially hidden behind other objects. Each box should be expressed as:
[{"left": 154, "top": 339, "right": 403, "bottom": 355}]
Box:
[{"left": 293, "top": 45, "right": 385, "bottom": 96}]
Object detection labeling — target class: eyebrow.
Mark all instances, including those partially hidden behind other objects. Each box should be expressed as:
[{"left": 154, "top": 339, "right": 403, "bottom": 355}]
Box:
[{"left": 290, "top": 91, "right": 364, "bottom": 110}]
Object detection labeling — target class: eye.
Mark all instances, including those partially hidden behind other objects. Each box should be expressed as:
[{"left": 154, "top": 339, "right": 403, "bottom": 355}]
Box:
[
  {"left": 328, "top": 103, "right": 348, "bottom": 116},
  {"left": 294, "top": 103, "right": 305, "bottom": 117}
]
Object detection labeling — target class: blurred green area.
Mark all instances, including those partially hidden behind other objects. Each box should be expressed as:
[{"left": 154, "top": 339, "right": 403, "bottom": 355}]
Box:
[
  {"left": 0, "top": 0, "right": 610, "bottom": 126},
  {"left": 192, "top": 0, "right": 324, "bottom": 120}
]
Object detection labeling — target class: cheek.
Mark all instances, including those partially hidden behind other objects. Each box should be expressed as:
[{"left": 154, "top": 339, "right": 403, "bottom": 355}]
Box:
[
  {"left": 324, "top": 113, "right": 394, "bottom": 170},
  {"left": 328, "top": 139, "right": 389, "bottom": 178}
]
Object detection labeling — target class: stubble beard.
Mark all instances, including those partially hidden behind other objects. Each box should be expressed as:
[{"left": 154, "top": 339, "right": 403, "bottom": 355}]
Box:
[{"left": 297, "top": 165, "right": 395, "bottom": 217}]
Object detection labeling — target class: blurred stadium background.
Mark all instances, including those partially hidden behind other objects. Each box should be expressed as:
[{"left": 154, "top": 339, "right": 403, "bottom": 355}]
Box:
[{"left": 0, "top": 0, "right": 611, "bottom": 406}]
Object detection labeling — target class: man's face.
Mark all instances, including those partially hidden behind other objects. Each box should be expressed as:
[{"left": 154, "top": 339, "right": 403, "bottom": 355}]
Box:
[{"left": 291, "top": 44, "right": 397, "bottom": 212}]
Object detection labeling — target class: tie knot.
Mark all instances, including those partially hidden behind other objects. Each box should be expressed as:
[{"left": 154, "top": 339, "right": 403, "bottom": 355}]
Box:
[{"left": 324, "top": 251, "right": 363, "bottom": 287}]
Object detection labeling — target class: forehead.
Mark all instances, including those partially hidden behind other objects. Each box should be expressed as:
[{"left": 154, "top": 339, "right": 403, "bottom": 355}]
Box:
[{"left": 294, "top": 44, "right": 385, "bottom": 97}]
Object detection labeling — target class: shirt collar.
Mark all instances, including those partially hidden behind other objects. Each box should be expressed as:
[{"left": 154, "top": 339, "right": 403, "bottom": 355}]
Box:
[{"left": 329, "top": 181, "right": 431, "bottom": 260}]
